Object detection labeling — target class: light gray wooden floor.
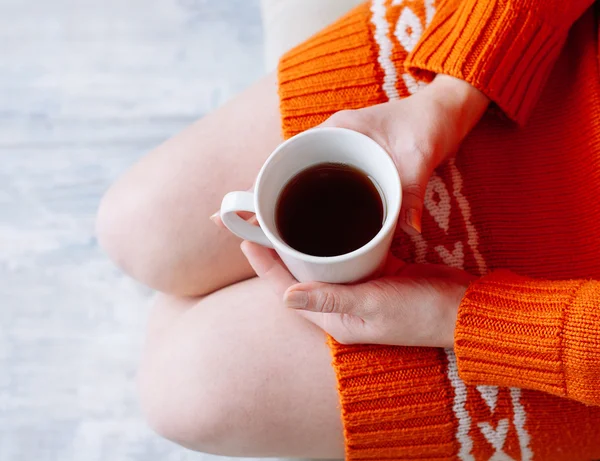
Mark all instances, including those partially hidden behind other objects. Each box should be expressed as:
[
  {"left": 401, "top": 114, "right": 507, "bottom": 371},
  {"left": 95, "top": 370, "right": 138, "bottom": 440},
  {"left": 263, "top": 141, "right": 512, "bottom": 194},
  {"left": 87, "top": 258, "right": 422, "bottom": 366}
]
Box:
[{"left": 0, "top": 1, "right": 281, "bottom": 460}]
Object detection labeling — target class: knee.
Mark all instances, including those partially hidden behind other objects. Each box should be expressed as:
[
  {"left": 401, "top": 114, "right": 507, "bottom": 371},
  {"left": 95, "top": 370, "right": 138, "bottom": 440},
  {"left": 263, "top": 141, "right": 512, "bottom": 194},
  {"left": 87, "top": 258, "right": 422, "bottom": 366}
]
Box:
[
  {"left": 96, "top": 181, "right": 166, "bottom": 291},
  {"left": 96, "top": 176, "right": 202, "bottom": 296}
]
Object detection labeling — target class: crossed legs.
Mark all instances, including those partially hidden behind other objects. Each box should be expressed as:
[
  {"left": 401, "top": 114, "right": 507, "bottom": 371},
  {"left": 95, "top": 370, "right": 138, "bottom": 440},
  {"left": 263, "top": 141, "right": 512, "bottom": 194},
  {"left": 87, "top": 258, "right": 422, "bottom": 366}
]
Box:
[{"left": 97, "top": 73, "right": 345, "bottom": 458}]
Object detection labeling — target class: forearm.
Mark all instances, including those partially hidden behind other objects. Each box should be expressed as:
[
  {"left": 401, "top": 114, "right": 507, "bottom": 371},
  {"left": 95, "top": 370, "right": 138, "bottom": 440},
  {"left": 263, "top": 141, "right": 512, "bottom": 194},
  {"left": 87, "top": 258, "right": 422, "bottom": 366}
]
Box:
[{"left": 423, "top": 74, "right": 491, "bottom": 157}]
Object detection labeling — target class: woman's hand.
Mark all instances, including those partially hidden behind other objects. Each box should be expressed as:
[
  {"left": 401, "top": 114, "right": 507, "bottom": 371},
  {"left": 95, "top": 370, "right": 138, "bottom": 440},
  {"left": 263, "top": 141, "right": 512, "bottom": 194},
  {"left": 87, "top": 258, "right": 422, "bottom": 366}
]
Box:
[
  {"left": 242, "top": 241, "right": 475, "bottom": 347},
  {"left": 211, "top": 75, "right": 488, "bottom": 236},
  {"left": 322, "top": 75, "right": 489, "bottom": 235}
]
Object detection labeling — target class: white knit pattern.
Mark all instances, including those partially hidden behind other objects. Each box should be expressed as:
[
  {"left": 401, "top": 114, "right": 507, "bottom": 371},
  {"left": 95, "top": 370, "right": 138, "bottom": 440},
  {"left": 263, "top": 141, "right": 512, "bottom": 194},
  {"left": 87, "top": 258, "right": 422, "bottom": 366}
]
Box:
[{"left": 368, "top": 1, "right": 533, "bottom": 459}]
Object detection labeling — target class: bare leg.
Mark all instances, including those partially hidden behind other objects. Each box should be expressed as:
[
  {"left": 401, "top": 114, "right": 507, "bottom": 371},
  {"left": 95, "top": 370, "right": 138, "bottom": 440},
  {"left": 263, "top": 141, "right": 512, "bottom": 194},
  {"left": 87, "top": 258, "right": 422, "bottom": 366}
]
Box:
[
  {"left": 97, "top": 73, "right": 282, "bottom": 296},
  {"left": 138, "top": 278, "right": 345, "bottom": 458}
]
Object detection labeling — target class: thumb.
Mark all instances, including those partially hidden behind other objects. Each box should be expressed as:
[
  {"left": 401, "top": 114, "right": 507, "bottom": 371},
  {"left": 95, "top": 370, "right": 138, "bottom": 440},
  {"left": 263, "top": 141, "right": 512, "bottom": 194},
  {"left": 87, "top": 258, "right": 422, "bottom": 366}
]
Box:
[
  {"left": 284, "top": 282, "right": 380, "bottom": 317},
  {"left": 283, "top": 278, "right": 410, "bottom": 345}
]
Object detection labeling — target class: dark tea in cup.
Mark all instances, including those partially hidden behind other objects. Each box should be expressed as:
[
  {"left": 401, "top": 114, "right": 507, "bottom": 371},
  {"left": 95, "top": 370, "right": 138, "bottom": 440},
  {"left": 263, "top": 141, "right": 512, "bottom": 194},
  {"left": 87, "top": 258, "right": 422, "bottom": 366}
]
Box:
[{"left": 275, "top": 162, "right": 384, "bottom": 257}]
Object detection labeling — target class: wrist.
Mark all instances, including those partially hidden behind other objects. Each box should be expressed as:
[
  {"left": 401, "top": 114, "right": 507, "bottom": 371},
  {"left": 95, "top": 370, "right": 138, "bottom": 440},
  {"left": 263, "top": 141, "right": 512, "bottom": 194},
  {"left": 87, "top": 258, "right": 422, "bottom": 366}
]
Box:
[{"left": 426, "top": 74, "right": 490, "bottom": 142}]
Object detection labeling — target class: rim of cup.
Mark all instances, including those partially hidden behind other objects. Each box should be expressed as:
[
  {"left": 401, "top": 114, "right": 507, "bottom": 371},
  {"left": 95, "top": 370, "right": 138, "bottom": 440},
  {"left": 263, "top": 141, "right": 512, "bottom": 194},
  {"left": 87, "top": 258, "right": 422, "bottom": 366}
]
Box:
[{"left": 253, "top": 127, "right": 402, "bottom": 264}]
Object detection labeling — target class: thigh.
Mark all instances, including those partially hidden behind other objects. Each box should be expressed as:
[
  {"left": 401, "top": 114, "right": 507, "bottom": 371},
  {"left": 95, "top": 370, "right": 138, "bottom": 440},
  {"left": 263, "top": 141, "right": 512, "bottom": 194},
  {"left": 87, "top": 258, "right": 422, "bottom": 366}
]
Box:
[
  {"left": 138, "top": 277, "right": 345, "bottom": 459},
  {"left": 98, "top": 72, "right": 283, "bottom": 296}
]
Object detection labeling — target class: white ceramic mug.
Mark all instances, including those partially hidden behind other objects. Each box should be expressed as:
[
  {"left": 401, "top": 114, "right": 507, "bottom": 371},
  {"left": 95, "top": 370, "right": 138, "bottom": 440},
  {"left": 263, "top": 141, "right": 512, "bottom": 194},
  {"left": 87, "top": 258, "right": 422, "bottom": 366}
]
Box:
[{"left": 220, "top": 127, "right": 401, "bottom": 283}]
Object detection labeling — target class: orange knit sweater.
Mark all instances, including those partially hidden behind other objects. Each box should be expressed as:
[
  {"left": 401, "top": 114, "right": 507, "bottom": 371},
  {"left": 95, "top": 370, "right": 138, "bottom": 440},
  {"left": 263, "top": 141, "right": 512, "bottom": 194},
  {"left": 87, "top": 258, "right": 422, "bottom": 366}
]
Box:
[{"left": 278, "top": 0, "right": 600, "bottom": 459}]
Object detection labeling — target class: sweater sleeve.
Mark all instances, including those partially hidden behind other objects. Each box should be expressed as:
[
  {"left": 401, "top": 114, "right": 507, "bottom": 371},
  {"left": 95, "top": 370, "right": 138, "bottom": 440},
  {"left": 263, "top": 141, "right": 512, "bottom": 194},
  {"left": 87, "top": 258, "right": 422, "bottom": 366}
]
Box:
[
  {"left": 404, "top": 0, "right": 594, "bottom": 125},
  {"left": 455, "top": 270, "right": 600, "bottom": 406}
]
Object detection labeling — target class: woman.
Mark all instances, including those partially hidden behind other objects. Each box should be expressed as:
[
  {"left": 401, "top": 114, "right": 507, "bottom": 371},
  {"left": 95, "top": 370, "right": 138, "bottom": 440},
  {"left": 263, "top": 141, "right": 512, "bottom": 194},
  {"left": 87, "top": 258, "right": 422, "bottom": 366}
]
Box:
[{"left": 97, "top": 0, "right": 600, "bottom": 459}]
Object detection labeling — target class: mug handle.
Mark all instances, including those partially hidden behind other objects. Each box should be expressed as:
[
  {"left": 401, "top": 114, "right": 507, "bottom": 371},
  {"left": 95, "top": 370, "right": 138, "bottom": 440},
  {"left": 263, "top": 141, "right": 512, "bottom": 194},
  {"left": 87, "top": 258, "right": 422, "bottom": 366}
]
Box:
[{"left": 220, "top": 191, "right": 274, "bottom": 248}]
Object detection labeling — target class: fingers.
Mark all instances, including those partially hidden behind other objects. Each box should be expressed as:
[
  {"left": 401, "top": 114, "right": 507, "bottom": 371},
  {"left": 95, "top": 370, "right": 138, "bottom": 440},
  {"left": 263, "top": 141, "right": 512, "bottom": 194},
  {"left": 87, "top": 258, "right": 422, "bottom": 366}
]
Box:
[
  {"left": 398, "top": 180, "right": 426, "bottom": 236},
  {"left": 284, "top": 281, "right": 378, "bottom": 317},
  {"left": 210, "top": 184, "right": 256, "bottom": 228},
  {"left": 239, "top": 246, "right": 470, "bottom": 347},
  {"left": 283, "top": 278, "right": 398, "bottom": 346},
  {"left": 240, "top": 241, "right": 369, "bottom": 344},
  {"left": 285, "top": 283, "right": 350, "bottom": 314},
  {"left": 291, "top": 308, "right": 368, "bottom": 346},
  {"left": 210, "top": 211, "right": 257, "bottom": 229},
  {"left": 209, "top": 211, "right": 224, "bottom": 227},
  {"left": 240, "top": 241, "right": 296, "bottom": 296}
]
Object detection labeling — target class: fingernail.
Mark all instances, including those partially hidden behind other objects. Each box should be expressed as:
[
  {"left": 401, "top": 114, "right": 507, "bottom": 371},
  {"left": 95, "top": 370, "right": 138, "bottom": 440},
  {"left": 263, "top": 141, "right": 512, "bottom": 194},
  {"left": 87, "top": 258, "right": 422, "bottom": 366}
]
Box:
[
  {"left": 405, "top": 208, "right": 422, "bottom": 235},
  {"left": 285, "top": 291, "right": 309, "bottom": 310},
  {"left": 209, "top": 212, "right": 219, "bottom": 223}
]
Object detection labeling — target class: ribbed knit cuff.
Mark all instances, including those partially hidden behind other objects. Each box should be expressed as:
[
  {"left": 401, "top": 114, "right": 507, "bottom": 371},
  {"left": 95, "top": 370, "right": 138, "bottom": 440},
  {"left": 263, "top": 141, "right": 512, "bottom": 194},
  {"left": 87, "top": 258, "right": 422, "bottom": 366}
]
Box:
[
  {"left": 455, "top": 270, "right": 600, "bottom": 405},
  {"left": 328, "top": 339, "right": 456, "bottom": 460},
  {"left": 278, "top": 2, "right": 386, "bottom": 139},
  {"left": 404, "top": 0, "right": 568, "bottom": 125},
  {"left": 562, "top": 280, "right": 600, "bottom": 405}
]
